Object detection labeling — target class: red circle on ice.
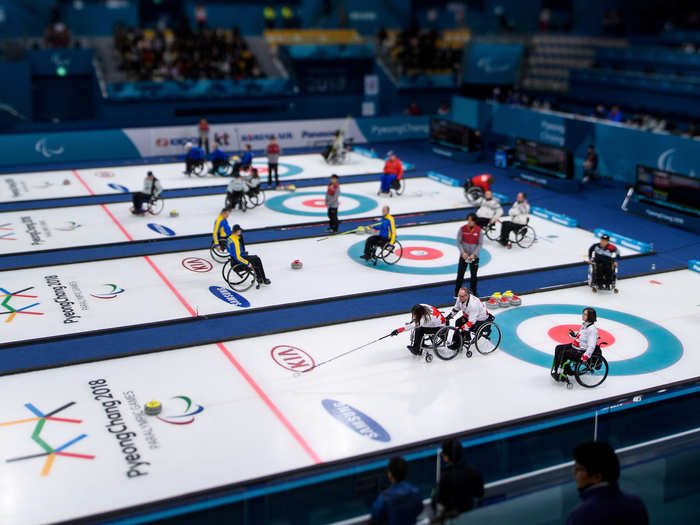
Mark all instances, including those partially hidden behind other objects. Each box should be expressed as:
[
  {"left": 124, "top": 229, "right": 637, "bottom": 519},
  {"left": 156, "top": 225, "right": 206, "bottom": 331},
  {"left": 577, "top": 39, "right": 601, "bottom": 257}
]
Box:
[
  {"left": 301, "top": 198, "right": 329, "bottom": 208},
  {"left": 400, "top": 246, "right": 443, "bottom": 261},
  {"left": 548, "top": 324, "right": 615, "bottom": 346}
]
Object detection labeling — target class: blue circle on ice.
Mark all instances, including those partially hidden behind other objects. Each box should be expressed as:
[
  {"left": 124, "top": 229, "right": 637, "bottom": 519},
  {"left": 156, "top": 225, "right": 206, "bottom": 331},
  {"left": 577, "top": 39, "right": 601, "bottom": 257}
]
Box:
[
  {"left": 265, "top": 192, "right": 377, "bottom": 217},
  {"left": 347, "top": 234, "right": 491, "bottom": 274},
  {"left": 497, "top": 304, "right": 683, "bottom": 375}
]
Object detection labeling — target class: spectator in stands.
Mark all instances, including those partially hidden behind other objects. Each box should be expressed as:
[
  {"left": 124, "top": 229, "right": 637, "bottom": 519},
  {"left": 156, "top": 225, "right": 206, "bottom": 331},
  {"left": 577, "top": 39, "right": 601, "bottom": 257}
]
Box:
[
  {"left": 198, "top": 117, "right": 210, "bottom": 155},
  {"left": 437, "top": 103, "right": 450, "bottom": 116},
  {"left": 684, "top": 123, "right": 698, "bottom": 138},
  {"left": 263, "top": 6, "right": 277, "bottom": 29},
  {"left": 607, "top": 106, "right": 623, "bottom": 123},
  {"left": 431, "top": 438, "right": 484, "bottom": 519},
  {"left": 369, "top": 456, "right": 423, "bottom": 525},
  {"left": 582, "top": 145, "right": 599, "bottom": 182},
  {"left": 281, "top": 5, "right": 296, "bottom": 28},
  {"left": 568, "top": 441, "right": 648, "bottom": 525},
  {"left": 404, "top": 103, "right": 421, "bottom": 116},
  {"left": 593, "top": 105, "right": 607, "bottom": 119},
  {"left": 195, "top": 4, "right": 207, "bottom": 30},
  {"left": 44, "top": 21, "right": 71, "bottom": 48},
  {"left": 266, "top": 136, "right": 281, "bottom": 187}
]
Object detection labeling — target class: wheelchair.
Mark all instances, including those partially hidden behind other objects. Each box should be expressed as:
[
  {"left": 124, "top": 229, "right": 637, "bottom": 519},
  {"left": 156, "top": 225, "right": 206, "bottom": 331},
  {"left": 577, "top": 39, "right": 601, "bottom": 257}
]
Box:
[
  {"left": 189, "top": 159, "right": 207, "bottom": 177},
  {"left": 221, "top": 259, "right": 257, "bottom": 292},
  {"left": 390, "top": 177, "right": 405, "bottom": 196},
  {"left": 464, "top": 182, "right": 484, "bottom": 205},
  {"left": 145, "top": 195, "right": 164, "bottom": 215},
  {"left": 419, "top": 317, "right": 502, "bottom": 363},
  {"left": 324, "top": 147, "right": 347, "bottom": 165},
  {"left": 369, "top": 240, "right": 403, "bottom": 266},
  {"left": 484, "top": 219, "right": 536, "bottom": 248},
  {"left": 588, "top": 261, "right": 618, "bottom": 293},
  {"left": 558, "top": 343, "right": 609, "bottom": 389},
  {"left": 244, "top": 187, "right": 266, "bottom": 208},
  {"left": 225, "top": 193, "right": 248, "bottom": 213},
  {"left": 210, "top": 241, "right": 229, "bottom": 264}
]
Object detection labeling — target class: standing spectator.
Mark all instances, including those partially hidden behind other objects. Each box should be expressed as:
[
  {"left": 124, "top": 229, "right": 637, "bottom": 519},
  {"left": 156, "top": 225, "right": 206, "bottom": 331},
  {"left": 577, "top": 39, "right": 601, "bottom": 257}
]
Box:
[
  {"left": 325, "top": 174, "right": 340, "bottom": 233},
  {"left": 198, "top": 117, "right": 210, "bottom": 155},
  {"left": 263, "top": 6, "right": 277, "bottom": 29},
  {"left": 266, "top": 136, "right": 281, "bottom": 187},
  {"left": 369, "top": 456, "right": 423, "bottom": 525},
  {"left": 568, "top": 441, "right": 648, "bottom": 525},
  {"left": 195, "top": 4, "right": 208, "bottom": 30},
  {"left": 431, "top": 438, "right": 484, "bottom": 519},
  {"left": 454, "top": 213, "right": 483, "bottom": 297},
  {"left": 607, "top": 106, "right": 623, "bottom": 123},
  {"left": 44, "top": 22, "right": 72, "bottom": 48},
  {"left": 582, "top": 145, "right": 598, "bottom": 182}
]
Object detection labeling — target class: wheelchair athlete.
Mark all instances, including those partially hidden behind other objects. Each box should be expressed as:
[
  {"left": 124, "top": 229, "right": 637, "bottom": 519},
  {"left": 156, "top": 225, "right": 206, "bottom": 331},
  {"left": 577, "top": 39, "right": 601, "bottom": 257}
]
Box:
[
  {"left": 551, "top": 307, "right": 598, "bottom": 383},
  {"left": 445, "top": 287, "right": 493, "bottom": 349},
  {"left": 131, "top": 171, "right": 163, "bottom": 215},
  {"left": 226, "top": 172, "right": 248, "bottom": 211},
  {"left": 361, "top": 206, "right": 396, "bottom": 262},
  {"left": 212, "top": 208, "right": 232, "bottom": 250},
  {"left": 227, "top": 224, "right": 271, "bottom": 289},
  {"left": 499, "top": 192, "right": 530, "bottom": 247},
  {"left": 475, "top": 190, "right": 503, "bottom": 229},
  {"left": 389, "top": 304, "right": 446, "bottom": 356},
  {"left": 184, "top": 142, "right": 205, "bottom": 176},
  {"left": 588, "top": 234, "right": 620, "bottom": 291},
  {"left": 246, "top": 168, "right": 262, "bottom": 197}
]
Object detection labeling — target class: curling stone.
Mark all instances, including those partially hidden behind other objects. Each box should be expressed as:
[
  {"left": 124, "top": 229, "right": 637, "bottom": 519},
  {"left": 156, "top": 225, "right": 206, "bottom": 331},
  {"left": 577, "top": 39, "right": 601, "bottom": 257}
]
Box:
[
  {"left": 144, "top": 400, "right": 162, "bottom": 416},
  {"left": 169, "top": 210, "right": 179, "bottom": 217},
  {"left": 291, "top": 259, "right": 303, "bottom": 269},
  {"left": 509, "top": 294, "right": 522, "bottom": 306}
]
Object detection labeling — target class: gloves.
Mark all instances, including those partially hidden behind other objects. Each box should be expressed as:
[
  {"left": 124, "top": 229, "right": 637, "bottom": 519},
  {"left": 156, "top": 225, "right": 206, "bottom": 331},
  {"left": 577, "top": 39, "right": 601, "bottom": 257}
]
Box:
[
  {"left": 581, "top": 354, "right": 589, "bottom": 362},
  {"left": 390, "top": 329, "right": 399, "bottom": 336},
  {"left": 445, "top": 313, "right": 454, "bottom": 323},
  {"left": 568, "top": 329, "right": 577, "bottom": 337}
]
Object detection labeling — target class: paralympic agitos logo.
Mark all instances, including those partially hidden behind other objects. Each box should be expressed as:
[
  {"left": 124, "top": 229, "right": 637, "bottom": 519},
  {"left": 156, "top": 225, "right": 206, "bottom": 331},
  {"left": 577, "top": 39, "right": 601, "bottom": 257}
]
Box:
[
  {"left": 157, "top": 396, "right": 204, "bottom": 425},
  {"left": 90, "top": 284, "right": 125, "bottom": 299}
]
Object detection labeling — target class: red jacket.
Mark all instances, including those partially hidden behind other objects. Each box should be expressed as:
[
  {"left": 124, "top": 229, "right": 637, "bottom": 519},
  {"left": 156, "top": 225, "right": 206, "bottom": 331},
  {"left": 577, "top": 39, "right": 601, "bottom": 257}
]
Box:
[
  {"left": 266, "top": 143, "right": 280, "bottom": 155},
  {"left": 471, "top": 174, "right": 491, "bottom": 191},
  {"left": 383, "top": 157, "right": 404, "bottom": 179},
  {"left": 460, "top": 224, "right": 482, "bottom": 244}
]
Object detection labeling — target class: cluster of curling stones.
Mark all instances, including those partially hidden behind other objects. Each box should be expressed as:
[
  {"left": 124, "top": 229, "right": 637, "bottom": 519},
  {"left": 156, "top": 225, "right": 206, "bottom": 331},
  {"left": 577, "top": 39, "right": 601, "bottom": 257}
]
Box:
[{"left": 487, "top": 290, "right": 522, "bottom": 308}]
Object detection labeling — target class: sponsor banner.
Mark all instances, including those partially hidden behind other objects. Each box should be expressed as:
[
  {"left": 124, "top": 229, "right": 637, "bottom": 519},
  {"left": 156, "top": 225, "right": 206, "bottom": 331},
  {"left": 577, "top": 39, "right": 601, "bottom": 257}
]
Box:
[
  {"left": 593, "top": 228, "right": 653, "bottom": 253},
  {"left": 531, "top": 206, "right": 578, "bottom": 228},
  {"left": 426, "top": 170, "right": 461, "bottom": 187},
  {"left": 208, "top": 286, "right": 250, "bottom": 308},
  {"left": 270, "top": 345, "right": 315, "bottom": 373},
  {"left": 124, "top": 118, "right": 368, "bottom": 158},
  {"left": 354, "top": 116, "right": 429, "bottom": 143},
  {"left": 689, "top": 260, "right": 700, "bottom": 273}
]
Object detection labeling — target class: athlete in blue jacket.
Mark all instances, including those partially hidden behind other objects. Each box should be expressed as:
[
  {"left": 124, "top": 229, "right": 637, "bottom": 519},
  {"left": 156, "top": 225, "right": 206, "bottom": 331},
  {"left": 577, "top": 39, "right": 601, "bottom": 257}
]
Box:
[
  {"left": 209, "top": 144, "right": 229, "bottom": 175},
  {"left": 240, "top": 144, "right": 253, "bottom": 170},
  {"left": 227, "top": 224, "right": 271, "bottom": 289},
  {"left": 184, "top": 142, "right": 205, "bottom": 176},
  {"left": 361, "top": 205, "right": 396, "bottom": 261}
]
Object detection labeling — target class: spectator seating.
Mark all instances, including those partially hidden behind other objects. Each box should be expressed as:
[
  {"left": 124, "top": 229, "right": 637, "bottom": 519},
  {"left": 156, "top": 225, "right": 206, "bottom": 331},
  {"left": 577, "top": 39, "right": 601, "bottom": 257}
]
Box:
[{"left": 595, "top": 46, "right": 700, "bottom": 76}]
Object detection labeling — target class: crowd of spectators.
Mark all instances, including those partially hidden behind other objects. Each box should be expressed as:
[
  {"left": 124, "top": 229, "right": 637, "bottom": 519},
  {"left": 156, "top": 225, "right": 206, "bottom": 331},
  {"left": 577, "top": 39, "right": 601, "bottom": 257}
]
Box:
[
  {"left": 114, "top": 23, "right": 262, "bottom": 82},
  {"left": 376, "top": 27, "right": 462, "bottom": 76},
  {"left": 492, "top": 89, "right": 699, "bottom": 139}
]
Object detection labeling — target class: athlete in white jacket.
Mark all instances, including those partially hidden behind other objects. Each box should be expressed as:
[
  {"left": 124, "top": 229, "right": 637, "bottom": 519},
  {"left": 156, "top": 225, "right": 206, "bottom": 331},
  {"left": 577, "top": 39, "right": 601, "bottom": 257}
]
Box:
[
  {"left": 551, "top": 307, "right": 599, "bottom": 383},
  {"left": 475, "top": 190, "right": 503, "bottom": 228},
  {"left": 499, "top": 192, "right": 530, "bottom": 247},
  {"left": 391, "top": 304, "right": 445, "bottom": 355},
  {"left": 446, "top": 287, "right": 493, "bottom": 346}
]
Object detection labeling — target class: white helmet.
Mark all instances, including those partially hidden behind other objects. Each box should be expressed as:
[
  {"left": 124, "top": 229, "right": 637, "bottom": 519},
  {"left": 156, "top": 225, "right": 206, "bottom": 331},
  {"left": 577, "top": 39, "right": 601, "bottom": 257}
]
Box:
[{"left": 185, "top": 142, "right": 193, "bottom": 149}]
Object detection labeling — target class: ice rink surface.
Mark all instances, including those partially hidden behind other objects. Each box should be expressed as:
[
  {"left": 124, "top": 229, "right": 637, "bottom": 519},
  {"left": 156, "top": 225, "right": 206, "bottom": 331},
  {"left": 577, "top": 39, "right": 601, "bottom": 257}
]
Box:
[
  {"left": 0, "top": 177, "right": 466, "bottom": 255},
  {"left": 0, "top": 153, "right": 387, "bottom": 202},
  {"left": 0, "top": 218, "right": 635, "bottom": 343},
  {"left": 1, "top": 270, "right": 698, "bottom": 524}
]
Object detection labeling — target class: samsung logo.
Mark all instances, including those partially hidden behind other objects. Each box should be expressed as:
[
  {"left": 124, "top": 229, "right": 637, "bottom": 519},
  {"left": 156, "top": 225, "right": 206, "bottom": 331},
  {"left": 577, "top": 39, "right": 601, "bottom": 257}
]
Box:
[
  {"left": 147, "top": 223, "right": 176, "bottom": 236},
  {"left": 108, "top": 183, "right": 129, "bottom": 193},
  {"left": 322, "top": 399, "right": 390, "bottom": 442},
  {"left": 208, "top": 286, "right": 250, "bottom": 308}
]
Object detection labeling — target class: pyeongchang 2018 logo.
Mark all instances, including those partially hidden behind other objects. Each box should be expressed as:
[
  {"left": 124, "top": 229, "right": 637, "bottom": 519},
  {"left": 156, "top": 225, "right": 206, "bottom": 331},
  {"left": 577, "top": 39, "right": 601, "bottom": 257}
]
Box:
[
  {"left": 1, "top": 286, "right": 43, "bottom": 322},
  {"left": 157, "top": 396, "right": 204, "bottom": 425},
  {"left": 90, "top": 284, "right": 125, "bottom": 299},
  {"left": 0, "top": 223, "right": 16, "bottom": 241},
  {"left": 0, "top": 401, "right": 95, "bottom": 477}
]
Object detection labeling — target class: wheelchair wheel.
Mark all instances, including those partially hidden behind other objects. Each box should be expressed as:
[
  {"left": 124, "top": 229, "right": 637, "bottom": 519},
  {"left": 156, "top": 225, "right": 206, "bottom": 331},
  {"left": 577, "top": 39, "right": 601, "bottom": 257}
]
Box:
[
  {"left": 475, "top": 321, "right": 501, "bottom": 355},
  {"left": 575, "top": 356, "right": 609, "bottom": 388},
  {"left": 147, "top": 197, "right": 164, "bottom": 215},
  {"left": 192, "top": 161, "right": 207, "bottom": 177},
  {"left": 514, "top": 224, "right": 536, "bottom": 248},
  {"left": 465, "top": 186, "right": 483, "bottom": 205},
  {"left": 431, "top": 326, "right": 463, "bottom": 361},
  {"left": 393, "top": 179, "right": 405, "bottom": 196},
  {"left": 210, "top": 242, "right": 229, "bottom": 264},
  {"left": 247, "top": 190, "right": 265, "bottom": 208},
  {"left": 380, "top": 240, "right": 403, "bottom": 265},
  {"left": 484, "top": 221, "right": 501, "bottom": 241},
  {"left": 222, "top": 260, "right": 256, "bottom": 292}
]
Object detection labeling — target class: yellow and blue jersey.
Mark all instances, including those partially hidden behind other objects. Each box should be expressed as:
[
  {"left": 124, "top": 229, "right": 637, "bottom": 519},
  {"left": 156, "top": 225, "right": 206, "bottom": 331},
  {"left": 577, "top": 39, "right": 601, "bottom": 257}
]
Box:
[
  {"left": 379, "top": 214, "right": 396, "bottom": 244},
  {"left": 227, "top": 233, "right": 249, "bottom": 265},
  {"left": 212, "top": 215, "right": 231, "bottom": 244}
]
